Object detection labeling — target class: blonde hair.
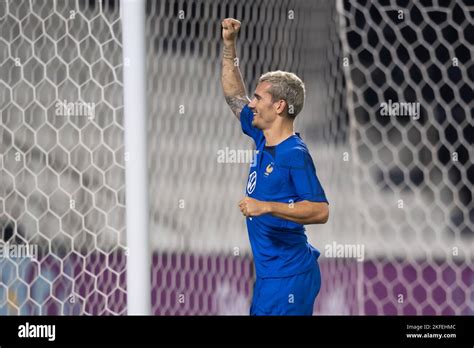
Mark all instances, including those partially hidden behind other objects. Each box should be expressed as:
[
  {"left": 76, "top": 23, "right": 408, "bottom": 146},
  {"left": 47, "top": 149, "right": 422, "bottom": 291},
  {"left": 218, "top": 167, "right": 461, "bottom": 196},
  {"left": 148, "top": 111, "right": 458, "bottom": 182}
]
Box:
[{"left": 259, "top": 70, "right": 305, "bottom": 117}]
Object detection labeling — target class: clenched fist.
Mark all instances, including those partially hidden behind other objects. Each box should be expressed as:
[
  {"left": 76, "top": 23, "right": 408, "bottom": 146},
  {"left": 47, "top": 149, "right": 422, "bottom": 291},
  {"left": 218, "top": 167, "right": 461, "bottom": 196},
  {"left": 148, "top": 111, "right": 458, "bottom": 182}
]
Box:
[
  {"left": 222, "top": 18, "right": 241, "bottom": 43},
  {"left": 239, "top": 197, "right": 269, "bottom": 217}
]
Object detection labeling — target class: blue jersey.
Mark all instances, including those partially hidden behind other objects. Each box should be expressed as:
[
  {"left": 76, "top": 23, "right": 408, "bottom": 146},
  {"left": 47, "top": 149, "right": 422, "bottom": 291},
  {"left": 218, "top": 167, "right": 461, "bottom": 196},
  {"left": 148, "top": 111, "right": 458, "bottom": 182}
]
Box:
[{"left": 240, "top": 105, "right": 328, "bottom": 279}]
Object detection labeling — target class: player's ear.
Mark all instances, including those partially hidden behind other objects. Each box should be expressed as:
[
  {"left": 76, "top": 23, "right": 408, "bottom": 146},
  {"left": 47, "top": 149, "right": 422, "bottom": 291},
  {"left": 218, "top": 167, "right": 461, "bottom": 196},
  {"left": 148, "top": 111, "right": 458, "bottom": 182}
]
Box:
[{"left": 274, "top": 99, "right": 287, "bottom": 115}]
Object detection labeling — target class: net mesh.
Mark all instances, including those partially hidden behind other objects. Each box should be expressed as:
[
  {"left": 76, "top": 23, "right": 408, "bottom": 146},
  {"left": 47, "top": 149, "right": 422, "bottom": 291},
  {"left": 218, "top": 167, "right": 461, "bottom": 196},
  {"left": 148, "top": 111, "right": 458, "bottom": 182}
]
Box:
[
  {"left": 1, "top": 0, "right": 126, "bottom": 315},
  {"left": 337, "top": 0, "right": 473, "bottom": 314},
  {"left": 0, "top": 0, "right": 472, "bottom": 315}
]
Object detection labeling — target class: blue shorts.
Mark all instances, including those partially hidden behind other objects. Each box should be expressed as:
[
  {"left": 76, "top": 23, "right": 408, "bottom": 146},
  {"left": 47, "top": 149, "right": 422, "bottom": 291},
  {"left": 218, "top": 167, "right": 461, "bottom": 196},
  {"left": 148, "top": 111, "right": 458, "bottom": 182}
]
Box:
[{"left": 250, "top": 262, "right": 321, "bottom": 315}]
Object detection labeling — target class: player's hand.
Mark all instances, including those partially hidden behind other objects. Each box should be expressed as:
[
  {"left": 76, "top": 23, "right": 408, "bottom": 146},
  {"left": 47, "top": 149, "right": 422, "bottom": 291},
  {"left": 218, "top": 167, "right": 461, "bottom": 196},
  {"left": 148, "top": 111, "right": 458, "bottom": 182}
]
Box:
[
  {"left": 239, "top": 197, "right": 269, "bottom": 217},
  {"left": 222, "top": 18, "right": 241, "bottom": 43}
]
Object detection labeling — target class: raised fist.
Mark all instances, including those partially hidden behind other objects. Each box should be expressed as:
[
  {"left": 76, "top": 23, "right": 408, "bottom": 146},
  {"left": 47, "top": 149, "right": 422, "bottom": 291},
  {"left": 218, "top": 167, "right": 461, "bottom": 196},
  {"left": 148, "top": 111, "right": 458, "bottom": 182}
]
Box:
[{"left": 222, "top": 18, "right": 241, "bottom": 43}]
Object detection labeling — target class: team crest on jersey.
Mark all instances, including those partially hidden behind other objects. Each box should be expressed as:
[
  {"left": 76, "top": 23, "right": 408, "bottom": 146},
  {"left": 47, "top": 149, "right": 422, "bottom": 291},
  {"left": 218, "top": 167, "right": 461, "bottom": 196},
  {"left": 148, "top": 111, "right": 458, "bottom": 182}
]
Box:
[
  {"left": 264, "top": 163, "right": 274, "bottom": 176},
  {"left": 247, "top": 170, "right": 257, "bottom": 194}
]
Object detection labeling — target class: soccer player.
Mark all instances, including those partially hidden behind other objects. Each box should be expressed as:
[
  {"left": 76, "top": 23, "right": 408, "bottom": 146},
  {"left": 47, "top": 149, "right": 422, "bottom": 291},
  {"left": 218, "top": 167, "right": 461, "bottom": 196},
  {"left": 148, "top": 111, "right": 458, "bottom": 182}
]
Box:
[{"left": 221, "top": 18, "right": 330, "bottom": 316}]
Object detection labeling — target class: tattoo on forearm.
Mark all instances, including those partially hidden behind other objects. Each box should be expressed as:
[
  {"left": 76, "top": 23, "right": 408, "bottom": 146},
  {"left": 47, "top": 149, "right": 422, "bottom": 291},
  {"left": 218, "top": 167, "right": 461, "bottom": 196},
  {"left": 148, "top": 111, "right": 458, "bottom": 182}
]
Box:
[
  {"left": 225, "top": 96, "right": 247, "bottom": 117},
  {"left": 223, "top": 46, "right": 235, "bottom": 59}
]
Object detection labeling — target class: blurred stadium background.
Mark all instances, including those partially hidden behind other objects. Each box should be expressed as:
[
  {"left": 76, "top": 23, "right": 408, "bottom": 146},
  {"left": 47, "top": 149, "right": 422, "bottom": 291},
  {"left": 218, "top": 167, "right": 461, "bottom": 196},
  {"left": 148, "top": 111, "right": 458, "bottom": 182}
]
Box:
[{"left": 0, "top": 0, "right": 472, "bottom": 315}]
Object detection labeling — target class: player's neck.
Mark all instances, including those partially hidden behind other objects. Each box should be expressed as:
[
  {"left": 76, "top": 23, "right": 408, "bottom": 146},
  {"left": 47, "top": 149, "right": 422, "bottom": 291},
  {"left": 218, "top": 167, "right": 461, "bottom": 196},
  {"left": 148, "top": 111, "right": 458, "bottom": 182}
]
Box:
[{"left": 263, "top": 123, "right": 295, "bottom": 147}]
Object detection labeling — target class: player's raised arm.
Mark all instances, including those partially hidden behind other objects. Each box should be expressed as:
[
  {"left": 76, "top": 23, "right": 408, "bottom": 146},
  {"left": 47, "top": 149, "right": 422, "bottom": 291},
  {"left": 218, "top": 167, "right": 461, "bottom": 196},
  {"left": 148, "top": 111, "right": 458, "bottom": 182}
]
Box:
[{"left": 221, "top": 18, "right": 250, "bottom": 120}]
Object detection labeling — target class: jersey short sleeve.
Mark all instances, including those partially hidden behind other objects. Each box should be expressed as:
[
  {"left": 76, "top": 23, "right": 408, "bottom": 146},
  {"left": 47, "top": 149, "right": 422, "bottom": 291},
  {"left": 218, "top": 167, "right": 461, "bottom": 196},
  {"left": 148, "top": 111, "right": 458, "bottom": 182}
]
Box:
[
  {"left": 240, "top": 104, "right": 264, "bottom": 145},
  {"left": 289, "top": 151, "right": 328, "bottom": 203}
]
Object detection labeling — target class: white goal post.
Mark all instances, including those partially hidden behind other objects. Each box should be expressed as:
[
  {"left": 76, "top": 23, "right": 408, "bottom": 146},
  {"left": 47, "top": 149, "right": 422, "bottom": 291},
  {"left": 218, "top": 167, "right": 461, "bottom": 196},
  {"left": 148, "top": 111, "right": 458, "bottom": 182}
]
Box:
[{"left": 121, "top": 0, "right": 151, "bottom": 315}]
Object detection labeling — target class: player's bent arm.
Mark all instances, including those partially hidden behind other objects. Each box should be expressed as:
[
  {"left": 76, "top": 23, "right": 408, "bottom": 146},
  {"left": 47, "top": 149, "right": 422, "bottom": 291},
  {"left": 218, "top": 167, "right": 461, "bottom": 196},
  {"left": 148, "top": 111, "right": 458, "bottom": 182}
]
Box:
[
  {"left": 221, "top": 19, "right": 249, "bottom": 119},
  {"left": 222, "top": 42, "right": 249, "bottom": 119},
  {"left": 265, "top": 201, "right": 329, "bottom": 225}
]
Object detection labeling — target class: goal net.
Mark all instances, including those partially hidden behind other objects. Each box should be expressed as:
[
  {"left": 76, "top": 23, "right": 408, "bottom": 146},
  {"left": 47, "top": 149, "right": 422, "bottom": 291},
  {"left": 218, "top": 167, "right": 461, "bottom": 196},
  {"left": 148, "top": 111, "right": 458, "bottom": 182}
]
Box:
[
  {"left": 336, "top": 0, "right": 472, "bottom": 315},
  {"left": 0, "top": 0, "right": 472, "bottom": 315},
  {"left": 1, "top": 0, "right": 126, "bottom": 315}
]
